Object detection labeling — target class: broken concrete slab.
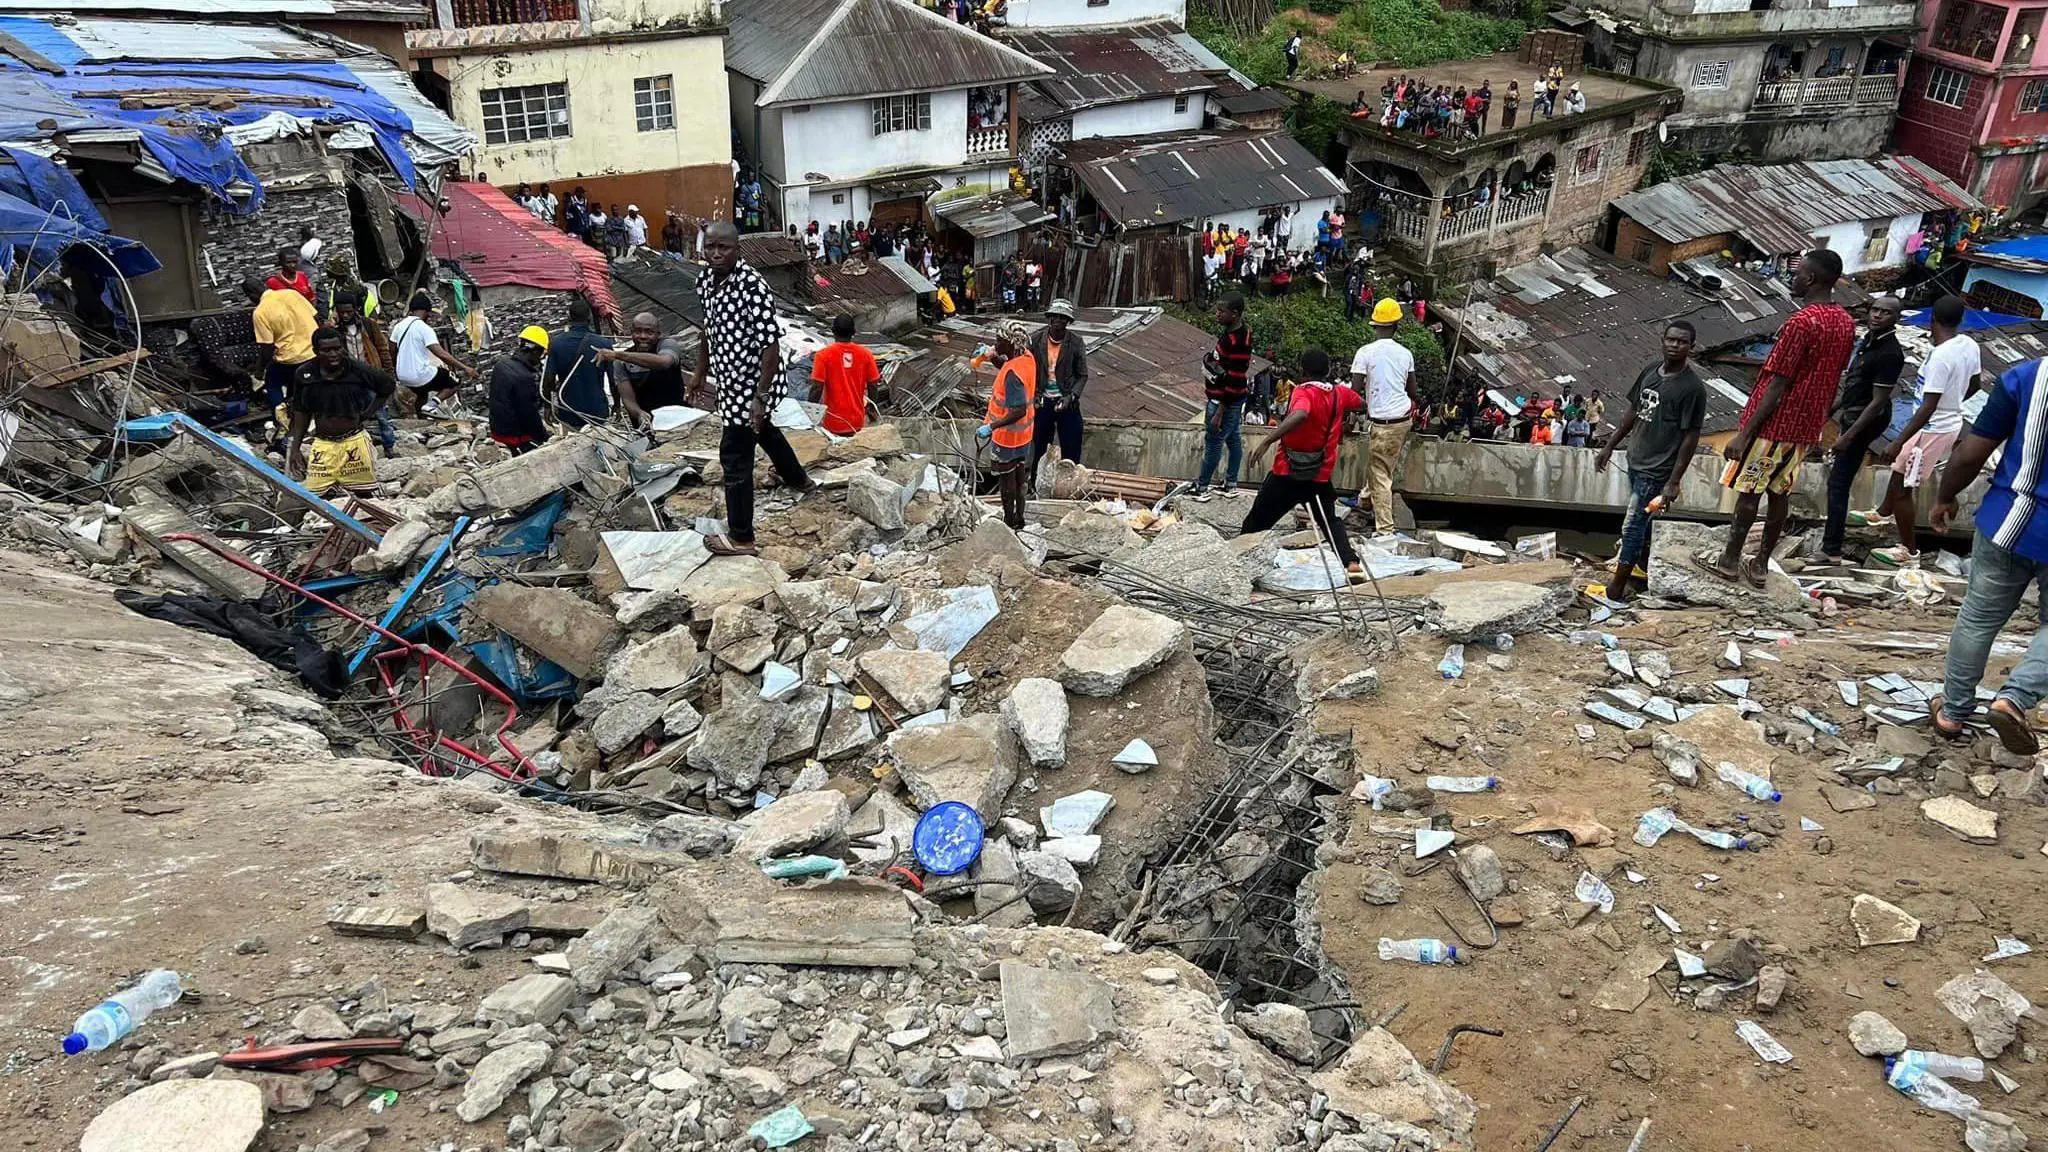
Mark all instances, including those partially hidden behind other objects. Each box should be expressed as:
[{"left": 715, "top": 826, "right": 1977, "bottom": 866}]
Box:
[
  {"left": 1042, "top": 508, "right": 1143, "bottom": 558},
  {"left": 1453, "top": 845, "right": 1504, "bottom": 901},
  {"left": 652, "top": 863, "right": 916, "bottom": 967},
  {"left": 1645, "top": 519, "right": 1805, "bottom": 610},
  {"left": 430, "top": 435, "right": 615, "bottom": 516},
  {"left": 1665, "top": 705, "right": 1781, "bottom": 784},
  {"left": 590, "top": 530, "right": 710, "bottom": 598},
  {"left": 1850, "top": 893, "right": 1922, "bottom": 947},
  {"left": 1849, "top": 1011, "right": 1909, "bottom": 1056},
  {"left": 456, "top": 1039, "right": 552, "bottom": 1122},
  {"left": 678, "top": 555, "right": 788, "bottom": 613},
  {"left": 593, "top": 691, "right": 665, "bottom": 756},
  {"left": 1015, "top": 849, "right": 1083, "bottom": 912},
  {"left": 1041, "top": 789, "right": 1114, "bottom": 838},
  {"left": 1421, "top": 580, "right": 1569, "bottom": 641},
  {"left": 1039, "top": 834, "right": 1101, "bottom": 868},
  {"left": 857, "top": 647, "right": 951, "bottom": 714},
  {"left": 472, "top": 583, "right": 623, "bottom": 681},
  {"left": 890, "top": 713, "right": 1018, "bottom": 821},
  {"left": 602, "top": 629, "right": 698, "bottom": 694},
  {"left": 1057, "top": 604, "right": 1188, "bottom": 697},
  {"left": 351, "top": 518, "right": 435, "bottom": 575},
  {"left": 564, "top": 906, "right": 661, "bottom": 994},
  {"left": 646, "top": 812, "right": 738, "bottom": 857},
  {"left": 969, "top": 838, "right": 1033, "bottom": 928},
  {"left": 685, "top": 675, "right": 778, "bottom": 794},
  {"left": 818, "top": 693, "right": 878, "bottom": 761},
  {"left": 121, "top": 487, "right": 268, "bottom": 600},
  {"left": 766, "top": 686, "right": 831, "bottom": 763},
  {"left": 80, "top": 1079, "right": 266, "bottom": 1152},
  {"left": 1107, "top": 521, "right": 1255, "bottom": 604},
  {"left": 895, "top": 585, "right": 1000, "bottom": 660},
  {"left": 290, "top": 1004, "right": 351, "bottom": 1041},
  {"left": 732, "top": 789, "right": 849, "bottom": 862},
  {"left": 471, "top": 825, "right": 704, "bottom": 889},
  {"left": 1822, "top": 784, "right": 1878, "bottom": 813},
  {"left": 999, "top": 961, "right": 1118, "bottom": 1059},
  {"left": 1001, "top": 677, "right": 1069, "bottom": 768},
  {"left": 1311, "top": 1026, "right": 1477, "bottom": 1146},
  {"left": 1922, "top": 795, "right": 2000, "bottom": 843},
  {"left": 424, "top": 883, "right": 529, "bottom": 950},
  {"left": 846, "top": 469, "right": 910, "bottom": 531},
  {"left": 707, "top": 602, "right": 778, "bottom": 673},
  {"left": 478, "top": 974, "right": 575, "bottom": 1028}
]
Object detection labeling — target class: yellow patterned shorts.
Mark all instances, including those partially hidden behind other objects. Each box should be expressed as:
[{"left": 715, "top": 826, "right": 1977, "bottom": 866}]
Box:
[
  {"left": 303, "top": 431, "right": 376, "bottom": 494},
  {"left": 1720, "top": 437, "right": 1808, "bottom": 496}
]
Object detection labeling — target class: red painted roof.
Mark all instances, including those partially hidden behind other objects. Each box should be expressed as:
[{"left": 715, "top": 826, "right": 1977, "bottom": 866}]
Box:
[{"left": 423, "top": 181, "right": 620, "bottom": 321}]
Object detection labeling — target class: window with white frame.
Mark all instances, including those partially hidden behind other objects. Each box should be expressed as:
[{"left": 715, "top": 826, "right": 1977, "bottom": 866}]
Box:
[
  {"left": 480, "top": 82, "right": 570, "bottom": 145},
  {"left": 1572, "top": 142, "right": 1606, "bottom": 185},
  {"left": 633, "top": 75, "right": 674, "bottom": 132},
  {"left": 1691, "top": 60, "right": 1731, "bottom": 89},
  {"left": 2020, "top": 78, "right": 2048, "bottom": 113},
  {"left": 871, "top": 93, "right": 931, "bottom": 135},
  {"left": 1926, "top": 65, "right": 1972, "bottom": 107}
]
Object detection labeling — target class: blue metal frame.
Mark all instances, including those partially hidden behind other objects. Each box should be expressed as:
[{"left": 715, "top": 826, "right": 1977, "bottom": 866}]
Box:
[{"left": 347, "top": 516, "right": 471, "bottom": 675}]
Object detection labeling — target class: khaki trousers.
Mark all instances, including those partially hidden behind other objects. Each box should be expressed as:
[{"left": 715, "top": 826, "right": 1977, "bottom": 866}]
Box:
[{"left": 1365, "top": 418, "right": 1411, "bottom": 530}]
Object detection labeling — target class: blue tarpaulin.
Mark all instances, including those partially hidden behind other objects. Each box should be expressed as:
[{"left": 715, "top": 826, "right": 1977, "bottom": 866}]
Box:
[
  {"left": 1902, "top": 307, "right": 2038, "bottom": 330},
  {"left": 1976, "top": 234, "right": 2048, "bottom": 262},
  {"left": 0, "top": 146, "right": 159, "bottom": 280}
]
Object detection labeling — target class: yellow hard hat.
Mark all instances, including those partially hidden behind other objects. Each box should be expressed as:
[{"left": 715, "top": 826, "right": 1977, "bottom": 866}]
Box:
[
  {"left": 518, "top": 325, "right": 550, "bottom": 351},
  {"left": 1371, "top": 298, "right": 1404, "bottom": 324}
]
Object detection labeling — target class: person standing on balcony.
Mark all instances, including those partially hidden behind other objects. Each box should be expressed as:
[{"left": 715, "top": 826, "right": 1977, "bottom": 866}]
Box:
[
  {"left": 1349, "top": 299, "right": 1419, "bottom": 538},
  {"left": 1286, "top": 31, "right": 1302, "bottom": 79},
  {"left": 1194, "top": 292, "right": 1253, "bottom": 501}
]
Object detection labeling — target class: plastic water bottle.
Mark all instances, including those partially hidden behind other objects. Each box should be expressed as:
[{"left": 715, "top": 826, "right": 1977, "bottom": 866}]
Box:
[
  {"left": 1634, "top": 807, "right": 1680, "bottom": 847},
  {"left": 62, "top": 970, "right": 183, "bottom": 1055},
  {"left": 1425, "top": 775, "right": 1499, "bottom": 793},
  {"left": 1681, "top": 825, "right": 1754, "bottom": 851},
  {"left": 1378, "top": 938, "right": 1458, "bottom": 964},
  {"left": 1886, "top": 1057, "right": 1985, "bottom": 1121},
  {"left": 1892, "top": 1050, "right": 1987, "bottom": 1083},
  {"left": 1715, "top": 762, "right": 1782, "bottom": 803},
  {"left": 1437, "top": 644, "right": 1466, "bottom": 680},
  {"left": 1489, "top": 634, "right": 1514, "bottom": 651},
  {"left": 1567, "top": 630, "right": 1617, "bottom": 648},
  {"left": 1354, "top": 774, "right": 1396, "bottom": 810}
]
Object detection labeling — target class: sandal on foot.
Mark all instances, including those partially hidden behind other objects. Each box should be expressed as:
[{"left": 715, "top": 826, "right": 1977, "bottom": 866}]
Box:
[
  {"left": 1694, "top": 550, "right": 1741, "bottom": 582},
  {"left": 1739, "top": 556, "right": 1768, "bottom": 590},
  {"left": 1987, "top": 698, "right": 2040, "bottom": 755},
  {"left": 1928, "top": 697, "right": 1969, "bottom": 740},
  {"left": 704, "top": 534, "right": 759, "bottom": 557}
]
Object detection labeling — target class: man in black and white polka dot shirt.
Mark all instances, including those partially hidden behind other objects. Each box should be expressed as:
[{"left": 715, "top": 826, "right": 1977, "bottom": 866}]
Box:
[{"left": 696, "top": 220, "right": 814, "bottom": 555}]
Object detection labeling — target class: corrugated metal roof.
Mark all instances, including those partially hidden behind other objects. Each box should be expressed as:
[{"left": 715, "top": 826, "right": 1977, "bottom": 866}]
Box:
[
  {"left": 1003, "top": 22, "right": 1215, "bottom": 118},
  {"left": 933, "top": 188, "right": 1054, "bottom": 239},
  {"left": 1441, "top": 246, "right": 1800, "bottom": 434},
  {"left": 726, "top": 0, "right": 1050, "bottom": 108},
  {"left": 1612, "top": 158, "right": 1983, "bottom": 256},
  {"left": 738, "top": 232, "right": 810, "bottom": 268},
  {"left": 1057, "top": 129, "right": 1345, "bottom": 230}
]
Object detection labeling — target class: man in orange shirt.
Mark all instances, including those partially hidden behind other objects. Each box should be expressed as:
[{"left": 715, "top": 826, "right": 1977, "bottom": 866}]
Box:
[
  {"left": 810, "top": 314, "right": 880, "bottom": 435},
  {"left": 977, "top": 319, "right": 1037, "bottom": 530}
]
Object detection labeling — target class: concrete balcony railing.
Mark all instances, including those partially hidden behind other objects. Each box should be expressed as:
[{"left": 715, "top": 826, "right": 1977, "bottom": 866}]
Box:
[
  {"left": 1388, "top": 186, "right": 1551, "bottom": 255},
  {"left": 1637, "top": 1, "right": 1918, "bottom": 40},
  {"left": 1752, "top": 72, "right": 1899, "bottom": 112},
  {"left": 965, "top": 126, "right": 1011, "bottom": 162},
  {"left": 1496, "top": 186, "right": 1550, "bottom": 226}
]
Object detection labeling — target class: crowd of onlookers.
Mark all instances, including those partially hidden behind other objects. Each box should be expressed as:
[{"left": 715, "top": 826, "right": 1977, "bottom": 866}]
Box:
[
  {"left": 1422, "top": 390, "right": 1605, "bottom": 445},
  {"left": 1343, "top": 65, "right": 1586, "bottom": 141}
]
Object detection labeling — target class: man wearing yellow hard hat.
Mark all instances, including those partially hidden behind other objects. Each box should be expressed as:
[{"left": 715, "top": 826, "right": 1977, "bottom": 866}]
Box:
[
  {"left": 489, "top": 326, "right": 552, "bottom": 456},
  {"left": 1347, "top": 297, "right": 1419, "bottom": 538}
]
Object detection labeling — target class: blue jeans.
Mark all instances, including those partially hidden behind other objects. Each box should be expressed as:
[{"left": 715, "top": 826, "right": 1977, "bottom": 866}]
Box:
[
  {"left": 1198, "top": 398, "right": 1244, "bottom": 490},
  {"left": 1618, "top": 470, "right": 1665, "bottom": 571},
  {"left": 1942, "top": 533, "right": 2048, "bottom": 721},
  {"left": 374, "top": 403, "right": 395, "bottom": 453}
]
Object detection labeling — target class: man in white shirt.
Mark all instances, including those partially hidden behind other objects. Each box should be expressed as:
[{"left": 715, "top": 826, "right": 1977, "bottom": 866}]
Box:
[
  {"left": 538, "top": 183, "right": 559, "bottom": 226},
  {"left": 1276, "top": 207, "right": 1295, "bottom": 255},
  {"left": 390, "top": 291, "right": 479, "bottom": 416},
  {"left": 623, "top": 205, "right": 649, "bottom": 250},
  {"left": 1348, "top": 297, "right": 1419, "bottom": 537},
  {"left": 1869, "top": 293, "right": 1981, "bottom": 567}
]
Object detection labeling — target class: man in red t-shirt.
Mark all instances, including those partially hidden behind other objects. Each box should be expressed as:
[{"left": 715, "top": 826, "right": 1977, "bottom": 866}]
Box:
[
  {"left": 1709, "top": 247, "right": 1856, "bottom": 588},
  {"left": 810, "top": 314, "right": 880, "bottom": 436},
  {"left": 1242, "top": 346, "right": 1365, "bottom": 582}
]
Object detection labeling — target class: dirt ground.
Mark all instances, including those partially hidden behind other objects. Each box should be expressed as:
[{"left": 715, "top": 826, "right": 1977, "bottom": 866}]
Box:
[{"left": 1315, "top": 600, "right": 2048, "bottom": 1152}]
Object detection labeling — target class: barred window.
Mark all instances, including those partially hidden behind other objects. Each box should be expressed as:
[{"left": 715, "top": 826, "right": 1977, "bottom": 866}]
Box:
[
  {"left": 1690, "top": 61, "right": 1731, "bottom": 89},
  {"left": 871, "top": 93, "right": 931, "bottom": 135},
  {"left": 480, "top": 82, "right": 570, "bottom": 145}
]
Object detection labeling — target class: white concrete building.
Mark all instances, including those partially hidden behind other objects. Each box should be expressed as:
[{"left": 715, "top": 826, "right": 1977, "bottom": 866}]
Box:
[{"left": 723, "top": 0, "right": 1052, "bottom": 232}]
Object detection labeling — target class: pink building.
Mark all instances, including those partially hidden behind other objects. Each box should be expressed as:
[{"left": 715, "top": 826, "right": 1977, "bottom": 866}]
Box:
[{"left": 1894, "top": 0, "right": 2048, "bottom": 211}]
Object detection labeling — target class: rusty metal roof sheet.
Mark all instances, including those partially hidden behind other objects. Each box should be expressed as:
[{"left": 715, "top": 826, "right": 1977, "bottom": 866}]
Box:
[
  {"left": 1440, "top": 246, "right": 1800, "bottom": 434},
  {"left": 1056, "top": 129, "right": 1345, "bottom": 231},
  {"left": 933, "top": 189, "right": 1055, "bottom": 239},
  {"left": 1003, "top": 22, "right": 1216, "bottom": 119},
  {"left": 726, "top": 0, "right": 1051, "bottom": 108},
  {"left": 738, "top": 232, "right": 810, "bottom": 268},
  {"left": 1612, "top": 158, "right": 1983, "bottom": 256}
]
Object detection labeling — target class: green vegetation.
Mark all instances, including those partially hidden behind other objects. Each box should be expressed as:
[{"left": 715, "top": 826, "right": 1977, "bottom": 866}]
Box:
[
  {"left": 1639, "top": 144, "right": 1742, "bottom": 189},
  {"left": 1193, "top": 0, "right": 1532, "bottom": 84},
  {"left": 1170, "top": 291, "right": 1451, "bottom": 402}
]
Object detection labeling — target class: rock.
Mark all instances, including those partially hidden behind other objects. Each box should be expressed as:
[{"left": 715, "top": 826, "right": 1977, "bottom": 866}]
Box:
[
  {"left": 857, "top": 647, "right": 951, "bottom": 714},
  {"left": 80, "top": 1079, "right": 266, "bottom": 1152},
  {"left": 424, "top": 883, "right": 529, "bottom": 950},
  {"left": 1001, "top": 677, "right": 1069, "bottom": 768},
  {"left": 818, "top": 693, "right": 878, "bottom": 761},
  {"left": 593, "top": 691, "right": 665, "bottom": 756},
  {"left": 1359, "top": 866, "right": 1404, "bottom": 906},
  {"left": 1040, "top": 835, "right": 1101, "bottom": 867},
  {"left": 732, "top": 789, "right": 849, "bottom": 861},
  {"left": 1876, "top": 725, "right": 1935, "bottom": 758},
  {"left": 1421, "top": 581, "right": 1568, "bottom": 641},
  {"left": 661, "top": 698, "right": 703, "bottom": 738},
  {"left": 1702, "top": 937, "right": 1763, "bottom": 982},
  {"left": 1312, "top": 1026, "right": 1477, "bottom": 1147},
  {"left": 1042, "top": 508, "right": 1142, "bottom": 558},
  {"left": 774, "top": 576, "right": 860, "bottom": 628},
  {"left": 352, "top": 518, "right": 436, "bottom": 574},
  {"left": 707, "top": 603, "right": 778, "bottom": 673},
  {"left": 1969, "top": 997, "right": 2021, "bottom": 1059},
  {"left": 1965, "top": 1113, "right": 2029, "bottom": 1152},
  {"left": 151, "top": 1052, "right": 222, "bottom": 1081},
  {"left": 889, "top": 713, "right": 1018, "bottom": 821},
  {"left": 999, "top": 961, "right": 1118, "bottom": 1059},
  {"left": 1452, "top": 845, "right": 1504, "bottom": 901},
  {"left": 646, "top": 812, "right": 736, "bottom": 856},
  {"left": 1107, "top": 521, "right": 1255, "bottom": 603},
  {"left": 471, "top": 583, "right": 623, "bottom": 680},
  {"left": 1015, "top": 849, "right": 1083, "bottom": 912},
  {"left": 1041, "top": 789, "right": 1114, "bottom": 838},
  {"left": 565, "top": 906, "right": 661, "bottom": 993},
  {"left": 767, "top": 687, "right": 832, "bottom": 762},
  {"left": 970, "top": 838, "right": 1033, "bottom": 928},
  {"left": 1238, "top": 1003, "right": 1319, "bottom": 1064},
  {"left": 1922, "top": 795, "right": 2000, "bottom": 843},
  {"left": 686, "top": 674, "right": 778, "bottom": 792},
  {"left": 1644, "top": 519, "right": 1805, "bottom": 610},
  {"left": 846, "top": 470, "right": 910, "bottom": 531},
  {"left": 614, "top": 588, "right": 692, "bottom": 630},
  {"left": 291, "top": 1004, "right": 351, "bottom": 1040},
  {"left": 1057, "top": 604, "right": 1188, "bottom": 696},
  {"left": 313, "top": 1129, "right": 371, "bottom": 1152},
  {"left": 1822, "top": 784, "right": 1878, "bottom": 813},
  {"left": 1848, "top": 1011, "right": 1908, "bottom": 1056},
  {"left": 1996, "top": 768, "right": 2041, "bottom": 802},
  {"left": 456, "top": 1040, "right": 551, "bottom": 1122},
  {"left": 1755, "top": 965, "right": 1790, "bottom": 1012},
  {"left": 678, "top": 555, "right": 787, "bottom": 612},
  {"left": 477, "top": 974, "right": 575, "bottom": 1027},
  {"left": 1850, "top": 893, "right": 1922, "bottom": 946},
  {"left": 602, "top": 629, "right": 698, "bottom": 693},
  {"left": 560, "top": 1107, "right": 629, "bottom": 1152}
]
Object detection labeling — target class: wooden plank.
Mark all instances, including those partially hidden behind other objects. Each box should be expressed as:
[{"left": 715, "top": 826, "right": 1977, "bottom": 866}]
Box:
[
  {"left": 0, "top": 28, "right": 61, "bottom": 73},
  {"left": 328, "top": 905, "right": 427, "bottom": 939},
  {"left": 26, "top": 348, "right": 148, "bottom": 389},
  {"left": 16, "top": 383, "right": 113, "bottom": 433}
]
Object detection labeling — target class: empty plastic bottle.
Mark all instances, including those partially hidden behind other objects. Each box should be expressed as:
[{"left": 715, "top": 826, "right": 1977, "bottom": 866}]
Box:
[
  {"left": 1634, "top": 807, "right": 1680, "bottom": 847},
  {"left": 1886, "top": 1057, "right": 1984, "bottom": 1121},
  {"left": 1437, "top": 644, "right": 1466, "bottom": 680},
  {"left": 1715, "top": 762, "right": 1782, "bottom": 803},
  {"left": 1377, "top": 938, "right": 1458, "bottom": 964},
  {"left": 1354, "top": 775, "right": 1396, "bottom": 809},
  {"left": 1425, "top": 775, "right": 1500, "bottom": 793},
  {"left": 1567, "top": 630, "right": 1618, "bottom": 648},
  {"left": 1489, "top": 633, "right": 1515, "bottom": 651},
  {"left": 63, "top": 970, "right": 182, "bottom": 1055},
  {"left": 1680, "top": 825, "right": 1754, "bottom": 851},
  {"left": 1891, "top": 1050, "right": 1987, "bottom": 1083}
]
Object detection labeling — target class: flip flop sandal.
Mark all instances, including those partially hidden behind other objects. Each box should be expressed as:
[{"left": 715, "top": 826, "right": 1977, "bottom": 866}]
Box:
[
  {"left": 704, "top": 534, "right": 758, "bottom": 557},
  {"left": 1927, "top": 697, "right": 1969, "bottom": 741},
  {"left": 1987, "top": 699, "right": 2040, "bottom": 755},
  {"left": 1693, "top": 549, "right": 1741, "bottom": 583},
  {"left": 1739, "top": 556, "right": 1768, "bottom": 590}
]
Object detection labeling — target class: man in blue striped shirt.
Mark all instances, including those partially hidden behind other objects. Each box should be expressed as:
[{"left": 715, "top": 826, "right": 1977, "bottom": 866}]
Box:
[{"left": 1931, "top": 357, "right": 2048, "bottom": 753}]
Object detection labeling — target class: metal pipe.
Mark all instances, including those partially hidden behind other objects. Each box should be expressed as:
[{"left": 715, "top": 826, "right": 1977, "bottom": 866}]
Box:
[
  {"left": 1430, "top": 1023, "right": 1503, "bottom": 1074},
  {"left": 1534, "top": 1095, "right": 1587, "bottom": 1152}
]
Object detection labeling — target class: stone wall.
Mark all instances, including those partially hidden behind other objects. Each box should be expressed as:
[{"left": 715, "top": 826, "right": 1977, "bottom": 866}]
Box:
[{"left": 198, "top": 169, "right": 357, "bottom": 303}]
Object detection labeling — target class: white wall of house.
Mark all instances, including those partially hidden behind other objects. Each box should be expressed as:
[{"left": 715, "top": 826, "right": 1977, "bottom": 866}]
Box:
[
  {"left": 1807, "top": 212, "right": 1923, "bottom": 274},
  {"left": 1005, "top": 0, "right": 1185, "bottom": 28},
  {"left": 782, "top": 90, "right": 974, "bottom": 184},
  {"left": 1069, "top": 94, "right": 1206, "bottom": 140},
  {"left": 798, "top": 163, "right": 1011, "bottom": 231},
  {"left": 1205, "top": 196, "right": 1343, "bottom": 245}
]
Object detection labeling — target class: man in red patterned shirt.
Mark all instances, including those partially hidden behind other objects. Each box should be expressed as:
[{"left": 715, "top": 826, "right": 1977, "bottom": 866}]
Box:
[{"left": 1707, "top": 247, "right": 1855, "bottom": 588}]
